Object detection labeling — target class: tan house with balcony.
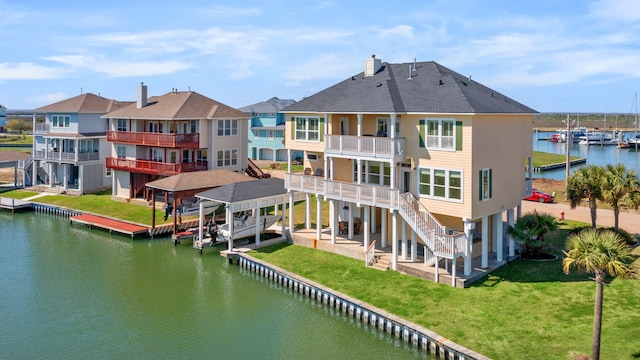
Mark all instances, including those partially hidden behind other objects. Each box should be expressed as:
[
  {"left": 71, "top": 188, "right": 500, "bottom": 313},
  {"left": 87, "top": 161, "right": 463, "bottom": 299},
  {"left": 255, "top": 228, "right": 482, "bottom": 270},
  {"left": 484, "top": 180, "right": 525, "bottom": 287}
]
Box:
[
  {"left": 32, "top": 93, "right": 127, "bottom": 194},
  {"left": 281, "top": 56, "right": 536, "bottom": 287},
  {"left": 103, "top": 83, "right": 251, "bottom": 200}
]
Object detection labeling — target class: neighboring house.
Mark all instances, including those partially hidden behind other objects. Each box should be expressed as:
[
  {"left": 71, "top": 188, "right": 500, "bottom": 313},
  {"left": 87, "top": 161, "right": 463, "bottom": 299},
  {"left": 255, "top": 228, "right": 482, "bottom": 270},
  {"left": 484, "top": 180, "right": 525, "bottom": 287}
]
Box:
[
  {"left": 0, "top": 104, "right": 7, "bottom": 132},
  {"left": 240, "top": 97, "right": 298, "bottom": 162},
  {"left": 282, "top": 55, "right": 536, "bottom": 286},
  {"left": 103, "top": 83, "right": 251, "bottom": 200},
  {"left": 32, "top": 93, "right": 127, "bottom": 194}
]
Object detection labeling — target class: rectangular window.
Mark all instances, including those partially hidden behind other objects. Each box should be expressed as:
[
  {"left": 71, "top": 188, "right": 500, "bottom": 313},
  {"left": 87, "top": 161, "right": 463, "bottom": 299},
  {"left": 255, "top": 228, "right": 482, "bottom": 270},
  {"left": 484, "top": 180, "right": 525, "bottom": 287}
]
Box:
[
  {"left": 117, "top": 119, "right": 127, "bottom": 131},
  {"left": 106, "top": 167, "right": 112, "bottom": 177},
  {"left": 419, "top": 168, "right": 463, "bottom": 201},
  {"left": 116, "top": 145, "right": 126, "bottom": 159},
  {"left": 425, "top": 118, "right": 455, "bottom": 150},
  {"left": 196, "top": 149, "right": 208, "bottom": 164},
  {"left": 306, "top": 152, "right": 318, "bottom": 162},
  {"left": 151, "top": 149, "right": 163, "bottom": 162},
  {"left": 294, "top": 116, "right": 320, "bottom": 141},
  {"left": 377, "top": 118, "right": 388, "bottom": 137},
  {"left": 190, "top": 120, "right": 197, "bottom": 133},
  {"left": 480, "top": 168, "right": 492, "bottom": 200},
  {"left": 254, "top": 130, "right": 260, "bottom": 139},
  {"left": 267, "top": 130, "right": 275, "bottom": 140},
  {"left": 52, "top": 115, "right": 70, "bottom": 128},
  {"left": 217, "top": 149, "right": 238, "bottom": 167},
  {"left": 218, "top": 120, "right": 238, "bottom": 136}
]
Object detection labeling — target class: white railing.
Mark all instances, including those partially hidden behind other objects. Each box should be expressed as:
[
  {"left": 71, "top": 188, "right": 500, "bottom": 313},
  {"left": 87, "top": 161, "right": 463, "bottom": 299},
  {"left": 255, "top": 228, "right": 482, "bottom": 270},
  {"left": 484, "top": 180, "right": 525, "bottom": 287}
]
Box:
[
  {"left": 285, "top": 173, "right": 400, "bottom": 209},
  {"left": 34, "top": 150, "right": 99, "bottom": 162},
  {"left": 325, "top": 135, "right": 405, "bottom": 160},
  {"left": 365, "top": 240, "right": 377, "bottom": 267}
]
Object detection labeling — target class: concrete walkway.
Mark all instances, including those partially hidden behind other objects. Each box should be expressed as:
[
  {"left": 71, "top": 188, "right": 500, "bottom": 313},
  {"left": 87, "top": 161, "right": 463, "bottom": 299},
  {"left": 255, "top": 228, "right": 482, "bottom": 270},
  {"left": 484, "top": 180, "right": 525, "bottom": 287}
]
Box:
[{"left": 520, "top": 200, "right": 640, "bottom": 235}]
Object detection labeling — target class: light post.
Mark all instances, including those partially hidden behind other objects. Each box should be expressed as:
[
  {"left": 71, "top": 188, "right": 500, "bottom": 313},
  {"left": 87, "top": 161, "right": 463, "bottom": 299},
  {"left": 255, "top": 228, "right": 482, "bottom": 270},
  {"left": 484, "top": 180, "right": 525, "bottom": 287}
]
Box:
[{"left": 563, "top": 115, "right": 575, "bottom": 192}]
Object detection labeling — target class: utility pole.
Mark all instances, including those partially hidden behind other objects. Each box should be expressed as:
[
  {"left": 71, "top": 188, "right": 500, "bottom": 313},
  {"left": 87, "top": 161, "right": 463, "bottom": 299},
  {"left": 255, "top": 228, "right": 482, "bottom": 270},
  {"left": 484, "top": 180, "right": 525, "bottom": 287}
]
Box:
[{"left": 563, "top": 115, "right": 575, "bottom": 191}]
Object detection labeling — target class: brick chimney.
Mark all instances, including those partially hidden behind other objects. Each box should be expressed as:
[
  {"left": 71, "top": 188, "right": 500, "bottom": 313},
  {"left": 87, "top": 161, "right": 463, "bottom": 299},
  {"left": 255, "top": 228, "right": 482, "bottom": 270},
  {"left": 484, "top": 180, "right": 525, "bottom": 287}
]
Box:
[
  {"left": 364, "top": 54, "right": 382, "bottom": 77},
  {"left": 137, "top": 82, "right": 147, "bottom": 108}
]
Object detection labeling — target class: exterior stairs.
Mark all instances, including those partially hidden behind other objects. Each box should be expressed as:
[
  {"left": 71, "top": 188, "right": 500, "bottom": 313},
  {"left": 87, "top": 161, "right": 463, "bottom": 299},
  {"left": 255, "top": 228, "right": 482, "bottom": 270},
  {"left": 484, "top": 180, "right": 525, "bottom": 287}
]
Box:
[
  {"left": 245, "top": 158, "right": 271, "bottom": 179},
  {"left": 369, "top": 255, "right": 389, "bottom": 271}
]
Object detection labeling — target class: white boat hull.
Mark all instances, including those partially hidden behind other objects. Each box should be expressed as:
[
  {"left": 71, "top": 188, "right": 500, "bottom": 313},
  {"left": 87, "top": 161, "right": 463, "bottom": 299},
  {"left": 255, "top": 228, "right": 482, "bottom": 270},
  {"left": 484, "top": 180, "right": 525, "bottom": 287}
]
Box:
[{"left": 216, "top": 215, "right": 281, "bottom": 241}]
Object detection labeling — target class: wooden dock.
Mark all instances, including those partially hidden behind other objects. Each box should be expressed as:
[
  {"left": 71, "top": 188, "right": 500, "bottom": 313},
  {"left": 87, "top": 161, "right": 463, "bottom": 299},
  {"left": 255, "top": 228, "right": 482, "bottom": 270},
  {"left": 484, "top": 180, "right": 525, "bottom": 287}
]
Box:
[
  {"left": 0, "top": 197, "right": 32, "bottom": 212},
  {"left": 70, "top": 213, "right": 149, "bottom": 238}
]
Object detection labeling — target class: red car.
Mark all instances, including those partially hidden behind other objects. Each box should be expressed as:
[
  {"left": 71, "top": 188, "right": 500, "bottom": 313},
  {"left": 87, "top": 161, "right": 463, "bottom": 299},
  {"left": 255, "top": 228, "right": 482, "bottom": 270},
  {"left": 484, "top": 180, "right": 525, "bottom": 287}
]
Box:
[{"left": 524, "top": 188, "right": 555, "bottom": 203}]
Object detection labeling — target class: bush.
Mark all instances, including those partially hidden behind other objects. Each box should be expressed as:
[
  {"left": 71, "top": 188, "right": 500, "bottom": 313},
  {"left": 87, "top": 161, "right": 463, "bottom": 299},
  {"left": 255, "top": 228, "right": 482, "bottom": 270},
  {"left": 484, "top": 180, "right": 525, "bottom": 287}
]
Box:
[{"left": 568, "top": 226, "right": 637, "bottom": 246}]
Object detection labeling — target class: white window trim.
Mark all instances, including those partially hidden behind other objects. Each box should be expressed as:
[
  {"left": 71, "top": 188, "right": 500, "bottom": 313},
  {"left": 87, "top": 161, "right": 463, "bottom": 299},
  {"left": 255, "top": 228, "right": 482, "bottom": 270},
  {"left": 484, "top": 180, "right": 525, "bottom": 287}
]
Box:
[
  {"left": 217, "top": 149, "right": 238, "bottom": 167},
  {"left": 218, "top": 119, "right": 238, "bottom": 137},
  {"left": 294, "top": 116, "right": 320, "bottom": 142},
  {"left": 481, "top": 168, "right": 492, "bottom": 201},
  {"left": 306, "top": 152, "right": 318, "bottom": 162},
  {"left": 418, "top": 167, "right": 463, "bottom": 203},
  {"left": 425, "top": 118, "right": 456, "bottom": 151}
]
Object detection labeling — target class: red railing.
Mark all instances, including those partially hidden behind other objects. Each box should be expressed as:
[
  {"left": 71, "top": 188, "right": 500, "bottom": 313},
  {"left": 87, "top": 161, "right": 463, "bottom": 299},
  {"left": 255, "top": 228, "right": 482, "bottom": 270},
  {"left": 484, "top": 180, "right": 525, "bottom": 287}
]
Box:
[
  {"left": 106, "top": 157, "right": 207, "bottom": 176},
  {"left": 107, "top": 131, "right": 199, "bottom": 148}
]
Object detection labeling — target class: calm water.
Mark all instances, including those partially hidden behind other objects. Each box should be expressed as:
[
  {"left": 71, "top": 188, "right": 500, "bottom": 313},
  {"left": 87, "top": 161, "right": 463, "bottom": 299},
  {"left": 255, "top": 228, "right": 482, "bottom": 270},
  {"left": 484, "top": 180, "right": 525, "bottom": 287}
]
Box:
[
  {"left": 533, "top": 131, "right": 640, "bottom": 180},
  {"left": 0, "top": 212, "right": 432, "bottom": 359}
]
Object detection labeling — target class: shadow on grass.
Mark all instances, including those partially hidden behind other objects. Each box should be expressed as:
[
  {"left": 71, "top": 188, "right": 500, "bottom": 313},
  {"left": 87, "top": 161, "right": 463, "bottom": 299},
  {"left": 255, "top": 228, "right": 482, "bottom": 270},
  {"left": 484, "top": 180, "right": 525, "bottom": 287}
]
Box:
[{"left": 252, "top": 242, "right": 292, "bottom": 254}]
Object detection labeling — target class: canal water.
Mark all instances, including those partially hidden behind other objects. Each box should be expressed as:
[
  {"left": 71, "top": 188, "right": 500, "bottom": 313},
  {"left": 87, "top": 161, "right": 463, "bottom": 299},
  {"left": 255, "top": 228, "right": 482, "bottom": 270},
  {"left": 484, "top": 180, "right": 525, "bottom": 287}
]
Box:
[
  {"left": 0, "top": 212, "right": 432, "bottom": 359},
  {"left": 533, "top": 131, "right": 640, "bottom": 180}
]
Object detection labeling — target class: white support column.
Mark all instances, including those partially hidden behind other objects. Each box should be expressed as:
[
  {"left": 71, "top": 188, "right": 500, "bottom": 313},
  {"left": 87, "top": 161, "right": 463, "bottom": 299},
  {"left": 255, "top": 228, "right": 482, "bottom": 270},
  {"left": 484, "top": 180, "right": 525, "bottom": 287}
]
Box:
[
  {"left": 481, "top": 215, "right": 489, "bottom": 268},
  {"left": 357, "top": 159, "right": 362, "bottom": 184},
  {"left": 227, "top": 204, "right": 234, "bottom": 252},
  {"left": 288, "top": 192, "right": 294, "bottom": 234},
  {"left": 331, "top": 199, "right": 337, "bottom": 244},
  {"left": 281, "top": 203, "right": 286, "bottom": 235},
  {"left": 463, "top": 219, "right": 474, "bottom": 276},
  {"left": 330, "top": 157, "right": 334, "bottom": 180},
  {"left": 411, "top": 229, "right": 417, "bottom": 262},
  {"left": 434, "top": 255, "right": 440, "bottom": 284},
  {"left": 198, "top": 201, "right": 204, "bottom": 244},
  {"left": 371, "top": 207, "right": 377, "bottom": 234},
  {"left": 381, "top": 208, "right": 387, "bottom": 248},
  {"left": 316, "top": 195, "right": 322, "bottom": 241},
  {"left": 305, "top": 193, "right": 311, "bottom": 229},
  {"left": 507, "top": 208, "right": 515, "bottom": 257},
  {"left": 287, "top": 149, "right": 291, "bottom": 171},
  {"left": 391, "top": 210, "right": 398, "bottom": 270},
  {"left": 390, "top": 113, "right": 396, "bottom": 139},
  {"left": 363, "top": 206, "right": 370, "bottom": 249},
  {"left": 496, "top": 212, "right": 504, "bottom": 262},
  {"left": 451, "top": 257, "right": 457, "bottom": 287},
  {"left": 78, "top": 166, "right": 84, "bottom": 193},
  {"left": 255, "top": 207, "right": 261, "bottom": 246},
  {"left": 517, "top": 204, "right": 522, "bottom": 219},
  {"left": 357, "top": 113, "right": 363, "bottom": 137},
  {"left": 347, "top": 203, "right": 353, "bottom": 240},
  {"left": 323, "top": 113, "right": 328, "bottom": 180},
  {"left": 401, "top": 218, "right": 407, "bottom": 260}
]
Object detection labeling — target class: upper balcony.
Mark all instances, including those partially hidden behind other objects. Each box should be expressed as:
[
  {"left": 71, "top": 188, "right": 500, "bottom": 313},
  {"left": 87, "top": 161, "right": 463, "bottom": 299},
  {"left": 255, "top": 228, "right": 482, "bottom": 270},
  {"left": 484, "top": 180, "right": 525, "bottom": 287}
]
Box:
[
  {"left": 106, "top": 157, "right": 207, "bottom": 176},
  {"left": 324, "top": 135, "right": 405, "bottom": 162},
  {"left": 34, "top": 123, "right": 50, "bottom": 134},
  {"left": 33, "top": 149, "right": 99, "bottom": 163},
  {"left": 107, "top": 131, "right": 199, "bottom": 149}
]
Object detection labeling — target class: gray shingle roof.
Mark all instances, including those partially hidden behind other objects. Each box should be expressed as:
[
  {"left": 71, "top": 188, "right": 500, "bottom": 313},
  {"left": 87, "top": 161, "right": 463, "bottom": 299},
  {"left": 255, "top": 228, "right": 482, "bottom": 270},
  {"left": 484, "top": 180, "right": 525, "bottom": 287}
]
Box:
[
  {"left": 145, "top": 169, "right": 256, "bottom": 192},
  {"left": 282, "top": 61, "right": 536, "bottom": 114},
  {"left": 103, "top": 91, "right": 249, "bottom": 120},
  {"left": 35, "top": 93, "right": 128, "bottom": 114},
  {"left": 239, "top": 97, "right": 296, "bottom": 113},
  {"left": 196, "top": 177, "right": 287, "bottom": 203}
]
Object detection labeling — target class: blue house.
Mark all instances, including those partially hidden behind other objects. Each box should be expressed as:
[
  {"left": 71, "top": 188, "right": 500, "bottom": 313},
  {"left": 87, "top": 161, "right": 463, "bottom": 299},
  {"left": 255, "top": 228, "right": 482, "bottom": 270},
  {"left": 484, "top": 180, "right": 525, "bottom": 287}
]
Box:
[
  {"left": 240, "top": 97, "right": 301, "bottom": 162},
  {"left": 0, "top": 104, "right": 7, "bottom": 132}
]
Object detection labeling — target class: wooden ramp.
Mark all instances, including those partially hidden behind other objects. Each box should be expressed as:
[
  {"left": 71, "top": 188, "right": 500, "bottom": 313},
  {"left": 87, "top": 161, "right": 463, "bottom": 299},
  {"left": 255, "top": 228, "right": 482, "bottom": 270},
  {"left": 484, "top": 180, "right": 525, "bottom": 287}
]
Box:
[{"left": 70, "top": 213, "right": 149, "bottom": 238}]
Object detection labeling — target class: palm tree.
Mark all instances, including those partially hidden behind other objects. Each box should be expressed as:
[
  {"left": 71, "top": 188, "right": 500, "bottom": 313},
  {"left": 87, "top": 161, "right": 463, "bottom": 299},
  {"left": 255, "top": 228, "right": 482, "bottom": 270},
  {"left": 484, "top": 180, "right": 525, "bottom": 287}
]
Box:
[
  {"left": 566, "top": 165, "right": 606, "bottom": 229},
  {"left": 563, "top": 228, "right": 635, "bottom": 360},
  {"left": 602, "top": 164, "right": 640, "bottom": 232},
  {"left": 507, "top": 210, "right": 558, "bottom": 257}
]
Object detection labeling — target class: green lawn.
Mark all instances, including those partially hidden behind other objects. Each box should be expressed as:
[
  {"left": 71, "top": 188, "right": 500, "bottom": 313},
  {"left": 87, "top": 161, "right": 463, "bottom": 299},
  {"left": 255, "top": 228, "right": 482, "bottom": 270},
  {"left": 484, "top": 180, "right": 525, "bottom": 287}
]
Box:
[
  {"left": 0, "top": 189, "right": 39, "bottom": 199},
  {"left": 250, "top": 232, "right": 640, "bottom": 360},
  {"left": 532, "top": 150, "right": 582, "bottom": 167},
  {"left": 0, "top": 134, "right": 32, "bottom": 145}
]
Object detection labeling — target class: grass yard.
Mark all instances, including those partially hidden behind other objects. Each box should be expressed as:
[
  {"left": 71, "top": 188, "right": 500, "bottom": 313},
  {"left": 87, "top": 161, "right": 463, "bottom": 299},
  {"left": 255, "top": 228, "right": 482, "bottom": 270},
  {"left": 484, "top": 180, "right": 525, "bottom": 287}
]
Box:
[
  {"left": 250, "top": 239, "right": 640, "bottom": 360},
  {"left": 532, "top": 151, "right": 581, "bottom": 168},
  {"left": 0, "top": 189, "right": 39, "bottom": 199}
]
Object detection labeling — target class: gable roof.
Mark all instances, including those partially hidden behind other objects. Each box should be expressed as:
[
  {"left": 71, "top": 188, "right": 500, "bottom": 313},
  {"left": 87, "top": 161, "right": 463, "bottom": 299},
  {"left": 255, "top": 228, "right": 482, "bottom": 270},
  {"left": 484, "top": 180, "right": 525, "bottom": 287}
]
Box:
[
  {"left": 196, "top": 177, "right": 287, "bottom": 203},
  {"left": 35, "top": 93, "right": 127, "bottom": 114},
  {"left": 239, "top": 97, "right": 296, "bottom": 114},
  {"left": 283, "top": 61, "right": 536, "bottom": 114},
  {"left": 103, "top": 91, "right": 249, "bottom": 120},
  {"left": 145, "top": 169, "right": 256, "bottom": 192}
]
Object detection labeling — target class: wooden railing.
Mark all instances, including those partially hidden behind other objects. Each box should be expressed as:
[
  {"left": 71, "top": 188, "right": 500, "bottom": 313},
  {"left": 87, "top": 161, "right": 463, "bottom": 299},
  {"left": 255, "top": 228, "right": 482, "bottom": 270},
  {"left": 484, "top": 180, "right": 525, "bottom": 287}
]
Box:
[
  {"left": 106, "top": 157, "right": 207, "bottom": 176},
  {"left": 325, "top": 135, "right": 405, "bottom": 160},
  {"left": 365, "top": 240, "right": 377, "bottom": 267},
  {"left": 107, "top": 131, "right": 199, "bottom": 148}
]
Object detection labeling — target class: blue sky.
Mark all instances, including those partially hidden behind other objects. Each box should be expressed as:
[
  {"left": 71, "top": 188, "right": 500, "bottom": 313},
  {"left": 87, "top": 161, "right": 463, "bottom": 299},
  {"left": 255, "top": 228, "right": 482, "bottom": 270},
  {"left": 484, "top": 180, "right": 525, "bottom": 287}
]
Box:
[{"left": 1, "top": 0, "right": 639, "bottom": 113}]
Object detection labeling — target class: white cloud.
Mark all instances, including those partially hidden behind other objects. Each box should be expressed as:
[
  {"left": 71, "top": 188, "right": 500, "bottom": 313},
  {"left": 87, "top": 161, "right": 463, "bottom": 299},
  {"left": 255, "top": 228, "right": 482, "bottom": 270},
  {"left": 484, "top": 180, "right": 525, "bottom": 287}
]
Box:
[
  {"left": 377, "top": 25, "right": 415, "bottom": 39},
  {"left": 196, "top": 5, "right": 262, "bottom": 17},
  {"left": 589, "top": 0, "right": 640, "bottom": 22},
  {"left": 33, "top": 92, "right": 68, "bottom": 106},
  {"left": 45, "top": 54, "right": 192, "bottom": 77},
  {"left": 0, "top": 62, "right": 68, "bottom": 80},
  {"left": 283, "top": 54, "right": 355, "bottom": 87}
]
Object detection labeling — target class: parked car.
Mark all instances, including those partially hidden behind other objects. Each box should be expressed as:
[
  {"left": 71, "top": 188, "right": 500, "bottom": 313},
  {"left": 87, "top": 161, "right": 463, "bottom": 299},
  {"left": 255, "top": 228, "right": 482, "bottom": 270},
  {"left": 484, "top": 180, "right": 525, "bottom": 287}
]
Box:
[{"left": 524, "top": 188, "right": 555, "bottom": 203}]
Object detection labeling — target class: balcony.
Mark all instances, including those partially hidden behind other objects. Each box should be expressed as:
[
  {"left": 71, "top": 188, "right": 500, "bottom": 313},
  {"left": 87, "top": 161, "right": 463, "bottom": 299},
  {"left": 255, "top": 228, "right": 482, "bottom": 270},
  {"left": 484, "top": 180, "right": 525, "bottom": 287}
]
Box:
[
  {"left": 106, "top": 157, "right": 207, "bottom": 176},
  {"left": 324, "top": 135, "right": 405, "bottom": 161},
  {"left": 33, "top": 149, "right": 99, "bottom": 163},
  {"left": 34, "top": 123, "right": 50, "bottom": 133},
  {"left": 107, "top": 131, "right": 199, "bottom": 149},
  {"left": 285, "top": 173, "right": 400, "bottom": 209}
]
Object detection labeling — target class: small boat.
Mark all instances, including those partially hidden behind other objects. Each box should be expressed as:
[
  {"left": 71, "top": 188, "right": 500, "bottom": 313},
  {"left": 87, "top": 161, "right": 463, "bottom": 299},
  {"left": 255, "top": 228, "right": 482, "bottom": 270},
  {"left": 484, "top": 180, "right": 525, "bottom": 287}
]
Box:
[
  {"left": 578, "top": 131, "right": 619, "bottom": 146},
  {"left": 216, "top": 213, "right": 281, "bottom": 241},
  {"left": 172, "top": 197, "right": 220, "bottom": 217}
]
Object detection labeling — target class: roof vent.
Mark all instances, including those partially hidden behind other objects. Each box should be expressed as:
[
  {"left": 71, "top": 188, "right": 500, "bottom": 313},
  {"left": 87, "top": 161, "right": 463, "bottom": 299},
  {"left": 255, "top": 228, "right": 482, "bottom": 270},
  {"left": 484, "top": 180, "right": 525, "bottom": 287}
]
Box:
[
  {"left": 407, "top": 65, "right": 412, "bottom": 80},
  {"left": 364, "top": 54, "right": 382, "bottom": 77}
]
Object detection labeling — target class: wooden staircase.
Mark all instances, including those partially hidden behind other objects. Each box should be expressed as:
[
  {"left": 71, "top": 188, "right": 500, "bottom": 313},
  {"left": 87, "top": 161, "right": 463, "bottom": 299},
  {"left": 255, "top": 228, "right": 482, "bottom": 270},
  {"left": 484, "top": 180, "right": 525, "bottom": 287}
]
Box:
[{"left": 245, "top": 158, "right": 271, "bottom": 179}]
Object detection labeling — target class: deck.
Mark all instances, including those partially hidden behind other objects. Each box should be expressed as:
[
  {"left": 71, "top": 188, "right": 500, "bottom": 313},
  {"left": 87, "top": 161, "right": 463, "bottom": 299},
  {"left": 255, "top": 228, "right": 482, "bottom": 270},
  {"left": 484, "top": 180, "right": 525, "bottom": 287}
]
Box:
[
  {"left": 70, "top": 213, "right": 150, "bottom": 238},
  {"left": 0, "top": 197, "right": 32, "bottom": 212}
]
